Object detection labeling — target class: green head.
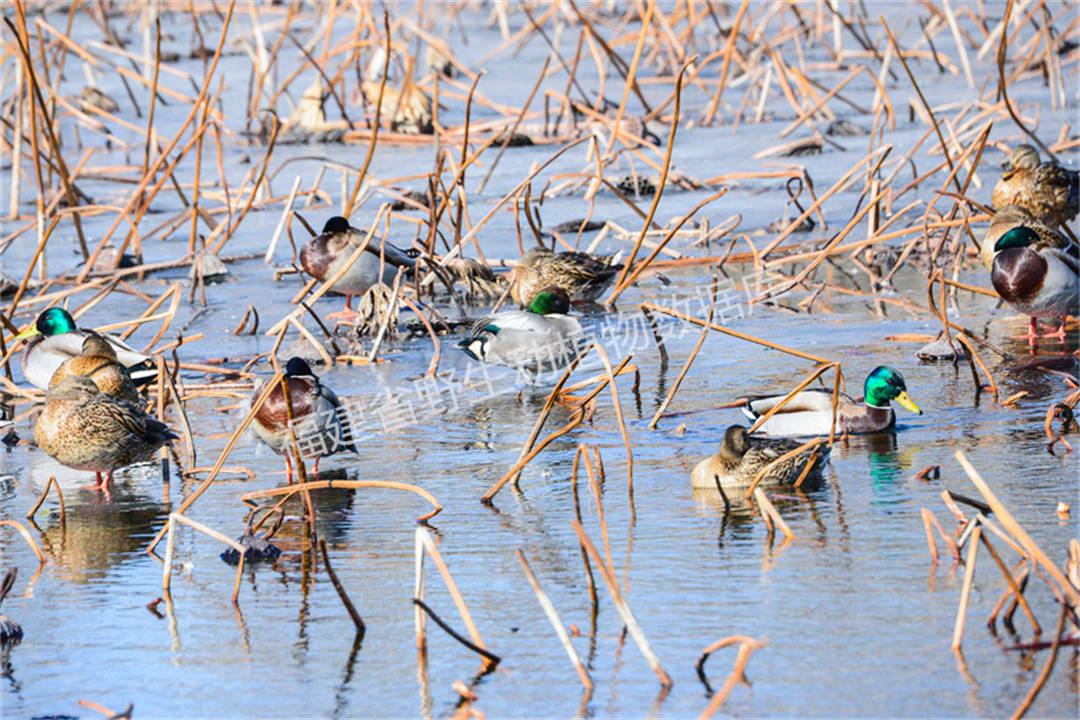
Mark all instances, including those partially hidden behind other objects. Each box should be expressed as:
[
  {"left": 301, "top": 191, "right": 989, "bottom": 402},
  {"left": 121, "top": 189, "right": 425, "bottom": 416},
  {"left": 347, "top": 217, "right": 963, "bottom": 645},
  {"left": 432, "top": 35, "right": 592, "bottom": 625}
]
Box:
[
  {"left": 527, "top": 286, "right": 571, "bottom": 315},
  {"left": 993, "top": 226, "right": 1038, "bottom": 253},
  {"left": 864, "top": 366, "right": 922, "bottom": 414},
  {"left": 17, "top": 307, "right": 78, "bottom": 340}
]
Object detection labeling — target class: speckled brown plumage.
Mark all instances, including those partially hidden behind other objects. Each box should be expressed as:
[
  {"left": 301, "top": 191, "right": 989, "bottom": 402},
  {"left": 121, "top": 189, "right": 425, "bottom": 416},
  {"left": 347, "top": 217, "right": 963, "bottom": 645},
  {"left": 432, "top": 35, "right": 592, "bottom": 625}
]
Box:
[
  {"left": 49, "top": 332, "right": 141, "bottom": 404},
  {"left": 992, "top": 145, "right": 1079, "bottom": 226},
  {"left": 34, "top": 376, "right": 176, "bottom": 487},
  {"left": 510, "top": 247, "right": 623, "bottom": 307},
  {"left": 360, "top": 81, "right": 433, "bottom": 134},
  {"left": 691, "top": 426, "right": 829, "bottom": 490}
]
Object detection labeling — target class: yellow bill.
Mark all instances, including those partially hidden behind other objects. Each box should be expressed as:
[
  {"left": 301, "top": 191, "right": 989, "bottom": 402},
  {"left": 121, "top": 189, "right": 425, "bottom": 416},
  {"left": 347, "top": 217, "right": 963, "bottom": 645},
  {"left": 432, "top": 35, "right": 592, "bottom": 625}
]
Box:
[
  {"left": 896, "top": 391, "right": 922, "bottom": 415},
  {"left": 14, "top": 326, "right": 39, "bottom": 341}
]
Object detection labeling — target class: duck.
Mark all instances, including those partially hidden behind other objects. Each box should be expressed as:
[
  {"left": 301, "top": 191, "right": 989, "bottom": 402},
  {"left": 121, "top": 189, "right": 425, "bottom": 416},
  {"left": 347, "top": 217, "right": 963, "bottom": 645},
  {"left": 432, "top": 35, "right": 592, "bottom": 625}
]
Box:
[
  {"left": 991, "top": 144, "right": 1079, "bottom": 227},
  {"left": 48, "top": 332, "right": 141, "bottom": 404},
  {"left": 981, "top": 205, "right": 1073, "bottom": 271},
  {"left": 691, "top": 425, "right": 829, "bottom": 491},
  {"left": 741, "top": 366, "right": 922, "bottom": 436},
  {"left": 0, "top": 568, "right": 21, "bottom": 645},
  {"left": 250, "top": 357, "right": 356, "bottom": 476},
  {"left": 300, "top": 216, "right": 418, "bottom": 320},
  {"left": 34, "top": 376, "right": 177, "bottom": 489},
  {"left": 16, "top": 307, "right": 156, "bottom": 391},
  {"left": 510, "top": 247, "right": 623, "bottom": 308},
  {"left": 359, "top": 80, "right": 433, "bottom": 135},
  {"left": 990, "top": 225, "right": 1079, "bottom": 343},
  {"left": 459, "top": 286, "right": 586, "bottom": 374}
]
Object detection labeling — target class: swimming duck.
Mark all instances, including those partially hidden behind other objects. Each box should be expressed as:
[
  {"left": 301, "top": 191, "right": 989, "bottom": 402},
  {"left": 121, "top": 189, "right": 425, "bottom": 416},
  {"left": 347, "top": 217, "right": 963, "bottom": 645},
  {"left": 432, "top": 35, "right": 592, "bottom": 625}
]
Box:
[
  {"left": 691, "top": 425, "right": 829, "bottom": 490},
  {"left": 510, "top": 248, "right": 623, "bottom": 308},
  {"left": 34, "top": 376, "right": 177, "bottom": 489},
  {"left": 300, "top": 216, "right": 418, "bottom": 319},
  {"left": 16, "top": 307, "right": 156, "bottom": 391},
  {"left": 981, "top": 205, "right": 1073, "bottom": 271},
  {"left": 990, "top": 226, "right": 1079, "bottom": 342},
  {"left": 0, "top": 569, "right": 21, "bottom": 645},
  {"left": 991, "top": 145, "right": 1079, "bottom": 226},
  {"left": 741, "top": 366, "right": 922, "bottom": 436},
  {"left": 250, "top": 357, "right": 356, "bottom": 476},
  {"left": 49, "top": 332, "right": 141, "bottom": 404},
  {"left": 459, "top": 287, "right": 585, "bottom": 374}
]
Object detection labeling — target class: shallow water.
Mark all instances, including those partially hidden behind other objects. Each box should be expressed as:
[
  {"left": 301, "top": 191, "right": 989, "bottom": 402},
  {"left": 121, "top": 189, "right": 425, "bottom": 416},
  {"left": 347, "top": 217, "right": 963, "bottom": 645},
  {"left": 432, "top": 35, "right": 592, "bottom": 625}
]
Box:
[{"left": 1, "top": 3, "right": 1078, "bottom": 718}]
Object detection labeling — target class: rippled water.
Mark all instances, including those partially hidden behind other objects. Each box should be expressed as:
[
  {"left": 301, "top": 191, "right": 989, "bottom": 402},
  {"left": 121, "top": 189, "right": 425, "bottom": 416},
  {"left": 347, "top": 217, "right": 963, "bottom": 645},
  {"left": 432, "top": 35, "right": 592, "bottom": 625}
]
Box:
[{"left": 1, "top": 3, "right": 1078, "bottom": 718}]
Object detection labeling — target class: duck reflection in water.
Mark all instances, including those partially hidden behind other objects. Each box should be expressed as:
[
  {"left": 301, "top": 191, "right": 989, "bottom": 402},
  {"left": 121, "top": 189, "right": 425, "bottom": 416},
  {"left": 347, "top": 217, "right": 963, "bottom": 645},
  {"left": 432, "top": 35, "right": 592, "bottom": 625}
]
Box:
[{"left": 33, "top": 490, "right": 169, "bottom": 583}]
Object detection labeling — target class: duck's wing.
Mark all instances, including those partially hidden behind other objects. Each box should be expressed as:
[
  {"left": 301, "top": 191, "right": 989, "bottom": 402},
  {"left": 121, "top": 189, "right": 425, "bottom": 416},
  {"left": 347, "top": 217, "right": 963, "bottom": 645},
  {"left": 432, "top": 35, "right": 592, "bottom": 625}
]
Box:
[
  {"left": 360, "top": 236, "right": 417, "bottom": 270},
  {"left": 744, "top": 389, "right": 838, "bottom": 417},
  {"left": 742, "top": 390, "right": 846, "bottom": 437},
  {"left": 313, "top": 382, "right": 356, "bottom": 453}
]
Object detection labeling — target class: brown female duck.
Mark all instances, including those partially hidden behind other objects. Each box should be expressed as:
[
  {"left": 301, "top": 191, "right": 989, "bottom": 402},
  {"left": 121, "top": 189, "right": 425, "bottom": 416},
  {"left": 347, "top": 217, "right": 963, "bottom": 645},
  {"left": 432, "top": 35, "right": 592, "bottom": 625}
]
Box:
[
  {"left": 992, "top": 145, "right": 1079, "bottom": 227},
  {"left": 691, "top": 425, "right": 829, "bottom": 490},
  {"left": 34, "top": 376, "right": 177, "bottom": 489},
  {"left": 49, "top": 332, "right": 140, "bottom": 404},
  {"left": 510, "top": 247, "right": 623, "bottom": 308}
]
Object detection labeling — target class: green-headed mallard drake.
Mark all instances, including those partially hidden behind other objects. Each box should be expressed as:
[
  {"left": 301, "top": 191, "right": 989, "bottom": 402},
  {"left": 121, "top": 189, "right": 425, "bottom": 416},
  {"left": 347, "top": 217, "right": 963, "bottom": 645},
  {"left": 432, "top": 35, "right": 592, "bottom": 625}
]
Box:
[
  {"left": 250, "top": 357, "right": 356, "bottom": 476},
  {"left": 16, "top": 307, "right": 156, "bottom": 391},
  {"left": 459, "top": 287, "right": 585, "bottom": 374},
  {"left": 510, "top": 247, "right": 623, "bottom": 308},
  {"left": 992, "top": 145, "right": 1079, "bottom": 226},
  {"left": 742, "top": 366, "right": 922, "bottom": 436},
  {"left": 34, "top": 376, "right": 177, "bottom": 489},
  {"left": 300, "top": 216, "right": 418, "bottom": 319},
  {"left": 691, "top": 425, "right": 829, "bottom": 490},
  {"left": 49, "top": 332, "right": 140, "bottom": 404},
  {"left": 990, "top": 226, "right": 1079, "bottom": 342},
  {"left": 981, "top": 205, "right": 1073, "bottom": 270},
  {"left": 0, "top": 569, "right": 21, "bottom": 645}
]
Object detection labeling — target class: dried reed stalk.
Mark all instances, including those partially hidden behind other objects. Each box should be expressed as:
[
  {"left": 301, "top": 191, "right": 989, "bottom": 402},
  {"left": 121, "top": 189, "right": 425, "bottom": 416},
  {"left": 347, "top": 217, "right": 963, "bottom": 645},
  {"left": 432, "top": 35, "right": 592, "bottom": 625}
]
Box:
[
  {"left": 319, "top": 538, "right": 365, "bottom": 634},
  {"left": 570, "top": 519, "right": 671, "bottom": 687},
  {"left": 1011, "top": 604, "right": 1067, "bottom": 720},
  {"left": 414, "top": 527, "right": 496, "bottom": 669},
  {"left": 146, "top": 371, "right": 284, "bottom": 554},
  {"left": 168, "top": 512, "right": 246, "bottom": 603},
  {"left": 979, "top": 532, "right": 1040, "bottom": 634},
  {"left": 951, "top": 521, "right": 981, "bottom": 650},
  {"left": 752, "top": 488, "right": 794, "bottom": 540},
  {"left": 26, "top": 475, "right": 65, "bottom": 523},
  {"left": 516, "top": 550, "right": 593, "bottom": 690},
  {"left": 745, "top": 437, "right": 827, "bottom": 500},
  {"left": 241, "top": 480, "right": 442, "bottom": 524},
  {"left": 0, "top": 519, "right": 46, "bottom": 564},
  {"left": 698, "top": 637, "right": 763, "bottom": 719},
  {"left": 607, "top": 57, "right": 694, "bottom": 307},
  {"left": 481, "top": 354, "right": 632, "bottom": 502},
  {"left": 955, "top": 451, "right": 1080, "bottom": 606}
]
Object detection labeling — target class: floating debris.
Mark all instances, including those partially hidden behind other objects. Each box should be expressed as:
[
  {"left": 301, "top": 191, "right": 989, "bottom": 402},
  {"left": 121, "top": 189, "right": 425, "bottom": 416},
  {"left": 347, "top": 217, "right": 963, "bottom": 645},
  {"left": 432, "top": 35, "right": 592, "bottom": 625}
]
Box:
[
  {"left": 550, "top": 218, "right": 605, "bottom": 234},
  {"left": 825, "top": 119, "right": 868, "bottom": 136},
  {"left": 615, "top": 174, "right": 656, "bottom": 197},
  {"left": 220, "top": 533, "right": 282, "bottom": 566}
]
